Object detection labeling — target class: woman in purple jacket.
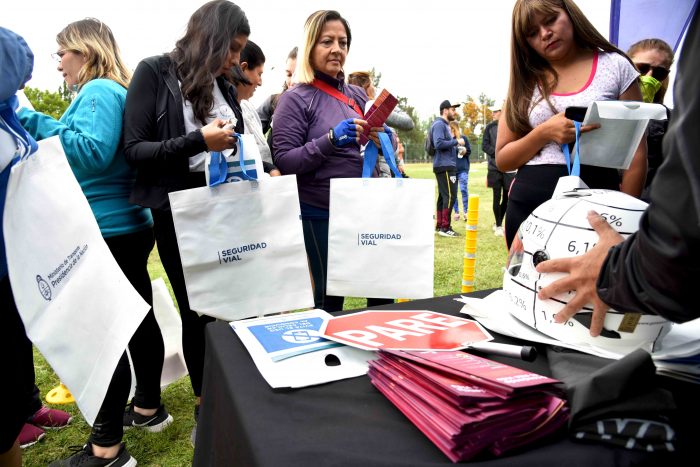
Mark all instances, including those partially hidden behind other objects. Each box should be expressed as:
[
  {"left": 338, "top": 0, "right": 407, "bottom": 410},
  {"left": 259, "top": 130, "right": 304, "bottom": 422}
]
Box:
[{"left": 272, "top": 10, "right": 393, "bottom": 312}]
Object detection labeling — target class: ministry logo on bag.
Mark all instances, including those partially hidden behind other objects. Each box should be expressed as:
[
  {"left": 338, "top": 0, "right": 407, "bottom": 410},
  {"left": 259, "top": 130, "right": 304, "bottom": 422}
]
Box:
[
  {"left": 218, "top": 241, "right": 268, "bottom": 264},
  {"left": 36, "top": 275, "right": 51, "bottom": 301},
  {"left": 357, "top": 232, "right": 403, "bottom": 246}
]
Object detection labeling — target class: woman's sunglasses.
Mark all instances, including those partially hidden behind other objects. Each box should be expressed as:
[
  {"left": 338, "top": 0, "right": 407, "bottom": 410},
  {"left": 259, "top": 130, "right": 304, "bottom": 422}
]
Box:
[{"left": 634, "top": 62, "right": 670, "bottom": 81}]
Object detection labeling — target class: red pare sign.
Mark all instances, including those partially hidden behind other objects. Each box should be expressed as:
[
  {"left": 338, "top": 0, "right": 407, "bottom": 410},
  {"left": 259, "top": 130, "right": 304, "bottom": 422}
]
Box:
[{"left": 320, "top": 310, "right": 492, "bottom": 351}]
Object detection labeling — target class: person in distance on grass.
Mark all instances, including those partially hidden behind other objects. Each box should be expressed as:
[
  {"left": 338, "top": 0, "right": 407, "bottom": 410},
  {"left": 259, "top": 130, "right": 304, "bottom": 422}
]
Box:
[{"left": 430, "top": 99, "right": 463, "bottom": 237}]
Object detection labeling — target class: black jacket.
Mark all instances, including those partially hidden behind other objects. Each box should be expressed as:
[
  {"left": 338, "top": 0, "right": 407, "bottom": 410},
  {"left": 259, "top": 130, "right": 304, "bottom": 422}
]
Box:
[
  {"left": 482, "top": 120, "right": 500, "bottom": 173},
  {"left": 597, "top": 10, "right": 700, "bottom": 323},
  {"left": 123, "top": 55, "right": 245, "bottom": 210}
]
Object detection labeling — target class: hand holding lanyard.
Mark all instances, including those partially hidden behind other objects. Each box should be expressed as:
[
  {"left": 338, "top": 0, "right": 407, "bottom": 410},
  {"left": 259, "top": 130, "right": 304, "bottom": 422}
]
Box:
[
  {"left": 363, "top": 132, "right": 402, "bottom": 179},
  {"left": 561, "top": 121, "right": 581, "bottom": 176},
  {"left": 207, "top": 133, "right": 256, "bottom": 187}
]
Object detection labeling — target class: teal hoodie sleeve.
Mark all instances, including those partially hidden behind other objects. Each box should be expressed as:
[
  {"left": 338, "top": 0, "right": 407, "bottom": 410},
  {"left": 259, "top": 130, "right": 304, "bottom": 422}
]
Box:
[{"left": 18, "top": 80, "right": 123, "bottom": 174}]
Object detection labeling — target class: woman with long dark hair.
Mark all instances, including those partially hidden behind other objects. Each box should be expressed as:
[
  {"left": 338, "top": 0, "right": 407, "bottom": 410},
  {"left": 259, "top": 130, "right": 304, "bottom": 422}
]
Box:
[
  {"left": 122, "top": 0, "right": 249, "bottom": 446},
  {"left": 497, "top": 0, "right": 645, "bottom": 248}
]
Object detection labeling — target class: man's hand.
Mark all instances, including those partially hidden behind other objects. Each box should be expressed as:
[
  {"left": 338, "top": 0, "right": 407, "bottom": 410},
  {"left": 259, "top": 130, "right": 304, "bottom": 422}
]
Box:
[{"left": 536, "top": 211, "right": 624, "bottom": 336}]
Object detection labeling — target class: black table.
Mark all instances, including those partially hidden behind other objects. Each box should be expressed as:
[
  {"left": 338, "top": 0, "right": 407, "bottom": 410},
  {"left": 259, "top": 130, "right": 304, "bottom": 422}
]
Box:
[{"left": 192, "top": 291, "right": 694, "bottom": 466}]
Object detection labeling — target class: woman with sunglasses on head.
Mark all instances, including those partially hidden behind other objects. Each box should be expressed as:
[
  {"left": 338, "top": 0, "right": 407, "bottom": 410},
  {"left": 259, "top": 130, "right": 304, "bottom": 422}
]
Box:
[
  {"left": 627, "top": 38, "right": 674, "bottom": 201},
  {"left": 272, "top": 10, "right": 394, "bottom": 312},
  {"left": 122, "top": 0, "right": 249, "bottom": 446},
  {"left": 19, "top": 18, "right": 169, "bottom": 466},
  {"left": 497, "top": 0, "right": 646, "bottom": 248}
]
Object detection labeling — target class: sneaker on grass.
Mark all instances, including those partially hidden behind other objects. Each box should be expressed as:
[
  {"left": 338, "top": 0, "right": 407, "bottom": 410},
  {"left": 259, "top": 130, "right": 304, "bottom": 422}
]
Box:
[
  {"left": 29, "top": 405, "right": 72, "bottom": 429},
  {"left": 19, "top": 423, "right": 45, "bottom": 448},
  {"left": 123, "top": 403, "right": 173, "bottom": 433},
  {"left": 48, "top": 443, "right": 136, "bottom": 467},
  {"left": 439, "top": 229, "right": 459, "bottom": 237}
]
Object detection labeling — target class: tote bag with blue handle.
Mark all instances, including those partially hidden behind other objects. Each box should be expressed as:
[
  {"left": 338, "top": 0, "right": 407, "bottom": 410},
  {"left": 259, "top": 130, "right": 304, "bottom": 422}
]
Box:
[
  {"left": 205, "top": 133, "right": 264, "bottom": 186},
  {"left": 169, "top": 166, "right": 313, "bottom": 320},
  {"left": 327, "top": 133, "right": 435, "bottom": 299}
]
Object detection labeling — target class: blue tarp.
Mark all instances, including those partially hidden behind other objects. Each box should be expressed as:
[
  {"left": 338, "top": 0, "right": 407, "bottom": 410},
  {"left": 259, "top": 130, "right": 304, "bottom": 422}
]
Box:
[{"left": 610, "top": 0, "right": 698, "bottom": 52}]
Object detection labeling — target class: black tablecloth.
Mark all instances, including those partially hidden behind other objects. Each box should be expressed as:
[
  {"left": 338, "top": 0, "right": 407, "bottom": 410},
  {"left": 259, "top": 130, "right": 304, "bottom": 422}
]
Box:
[{"left": 192, "top": 291, "right": 693, "bottom": 466}]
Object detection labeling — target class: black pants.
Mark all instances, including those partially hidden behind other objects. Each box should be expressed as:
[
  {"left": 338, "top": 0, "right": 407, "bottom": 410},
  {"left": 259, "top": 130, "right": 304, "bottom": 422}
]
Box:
[
  {"left": 302, "top": 218, "right": 393, "bottom": 312},
  {"left": 0, "top": 277, "right": 35, "bottom": 453},
  {"left": 490, "top": 171, "right": 515, "bottom": 227},
  {"left": 504, "top": 164, "right": 620, "bottom": 248},
  {"left": 434, "top": 168, "right": 457, "bottom": 230},
  {"left": 152, "top": 208, "right": 214, "bottom": 397},
  {"left": 90, "top": 227, "right": 162, "bottom": 447}
]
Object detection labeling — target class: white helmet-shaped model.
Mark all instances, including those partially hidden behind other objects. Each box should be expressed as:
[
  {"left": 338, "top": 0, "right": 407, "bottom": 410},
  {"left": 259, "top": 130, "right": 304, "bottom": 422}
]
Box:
[{"left": 503, "top": 188, "right": 671, "bottom": 354}]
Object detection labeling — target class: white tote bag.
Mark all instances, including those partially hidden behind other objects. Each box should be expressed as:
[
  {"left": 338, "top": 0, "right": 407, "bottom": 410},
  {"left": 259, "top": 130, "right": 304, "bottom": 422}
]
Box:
[
  {"left": 327, "top": 134, "right": 435, "bottom": 299},
  {"left": 205, "top": 133, "right": 265, "bottom": 186},
  {"left": 4, "top": 136, "right": 150, "bottom": 425},
  {"left": 169, "top": 174, "right": 314, "bottom": 321},
  {"left": 128, "top": 277, "right": 188, "bottom": 398}
]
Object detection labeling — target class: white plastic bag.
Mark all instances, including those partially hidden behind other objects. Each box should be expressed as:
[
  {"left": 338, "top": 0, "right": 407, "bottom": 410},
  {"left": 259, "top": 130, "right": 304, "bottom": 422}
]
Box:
[{"left": 128, "top": 277, "right": 188, "bottom": 398}]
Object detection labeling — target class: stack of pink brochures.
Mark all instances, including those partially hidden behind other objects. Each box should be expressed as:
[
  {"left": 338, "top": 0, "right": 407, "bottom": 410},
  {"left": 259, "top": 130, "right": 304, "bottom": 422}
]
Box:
[{"left": 368, "top": 350, "right": 569, "bottom": 462}]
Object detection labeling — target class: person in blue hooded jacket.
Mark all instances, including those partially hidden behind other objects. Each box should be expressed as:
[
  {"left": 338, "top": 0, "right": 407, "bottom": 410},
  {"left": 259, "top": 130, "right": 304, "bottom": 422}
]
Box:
[{"left": 0, "top": 26, "right": 36, "bottom": 467}]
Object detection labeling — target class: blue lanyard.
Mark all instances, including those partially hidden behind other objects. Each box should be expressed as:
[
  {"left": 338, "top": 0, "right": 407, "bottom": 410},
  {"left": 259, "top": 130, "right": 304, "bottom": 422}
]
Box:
[
  {"left": 362, "top": 132, "right": 402, "bottom": 179},
  {"left": 561, "top": 121, "right": 581, "bottom": 176}
]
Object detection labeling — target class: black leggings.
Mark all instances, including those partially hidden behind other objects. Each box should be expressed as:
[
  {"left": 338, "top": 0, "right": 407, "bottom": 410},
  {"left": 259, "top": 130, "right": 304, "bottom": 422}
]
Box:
[
  {"left": 491, "top": 171, "right": 515, "bottom": 227},
  {"left": 152, "top": 208, "right": 214, "bottom": 397},
  {"left": 90, "top": 227, "right": 162, "bottom": 447},
  {"left": 0, "top": 277, "right": 34, "bottom": 453},
  {"left": 504, "top": 164, "right": 620, "bottom": 248}
]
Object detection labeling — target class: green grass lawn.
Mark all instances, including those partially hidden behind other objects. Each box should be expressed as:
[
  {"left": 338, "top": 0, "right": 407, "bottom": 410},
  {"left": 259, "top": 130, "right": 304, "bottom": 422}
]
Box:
[{"left": 25, "top": 162, "right": 509, "bottom": 466}]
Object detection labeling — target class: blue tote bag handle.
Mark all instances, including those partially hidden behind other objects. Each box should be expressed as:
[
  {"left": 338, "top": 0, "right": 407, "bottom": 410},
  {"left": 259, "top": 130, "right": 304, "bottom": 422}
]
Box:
[
  {"left": 362, "top": 131, "right": 403, "bottom": 179},
  {"left": 207, "top": 133, "right": 257, "bottom": 187},
  {"left": 561, "top": 121, "right": 581, "bottom": 177}
]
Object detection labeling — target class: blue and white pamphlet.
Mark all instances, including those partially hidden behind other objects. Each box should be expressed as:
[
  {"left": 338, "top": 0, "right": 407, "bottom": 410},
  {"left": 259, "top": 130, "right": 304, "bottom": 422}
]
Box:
[
  {"left": 241, "top": 312, "right": 341, "bottom": 362},
  {"left": 232, "top": 309, "right": 375, "bottom": 388}
]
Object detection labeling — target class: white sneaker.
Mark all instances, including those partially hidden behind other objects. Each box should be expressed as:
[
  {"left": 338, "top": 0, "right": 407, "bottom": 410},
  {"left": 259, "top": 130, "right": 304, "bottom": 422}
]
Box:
[{"left": 494, "top": 226, "right": 504, "bottom": 236}]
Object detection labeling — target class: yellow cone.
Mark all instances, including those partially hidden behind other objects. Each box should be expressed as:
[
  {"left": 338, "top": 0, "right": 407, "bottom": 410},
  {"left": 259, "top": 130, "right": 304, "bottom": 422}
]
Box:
[
  {"left": 45, "top": 383, "right": 75, "bottom": 404},
  {"left": 462, "top": 195, "right": 480, "bottom": 293}
]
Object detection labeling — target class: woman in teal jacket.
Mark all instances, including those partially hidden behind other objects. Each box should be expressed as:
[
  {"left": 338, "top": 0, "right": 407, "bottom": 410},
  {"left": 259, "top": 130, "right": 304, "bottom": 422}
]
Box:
[{"left": 19, "top": 19, "right": 168, "bottom": 467}]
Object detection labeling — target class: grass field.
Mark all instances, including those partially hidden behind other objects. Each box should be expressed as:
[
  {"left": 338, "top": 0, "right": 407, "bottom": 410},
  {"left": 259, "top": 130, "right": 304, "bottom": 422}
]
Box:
[{"left": 26, "top": 162, "right": 509, "bottom": 466}]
